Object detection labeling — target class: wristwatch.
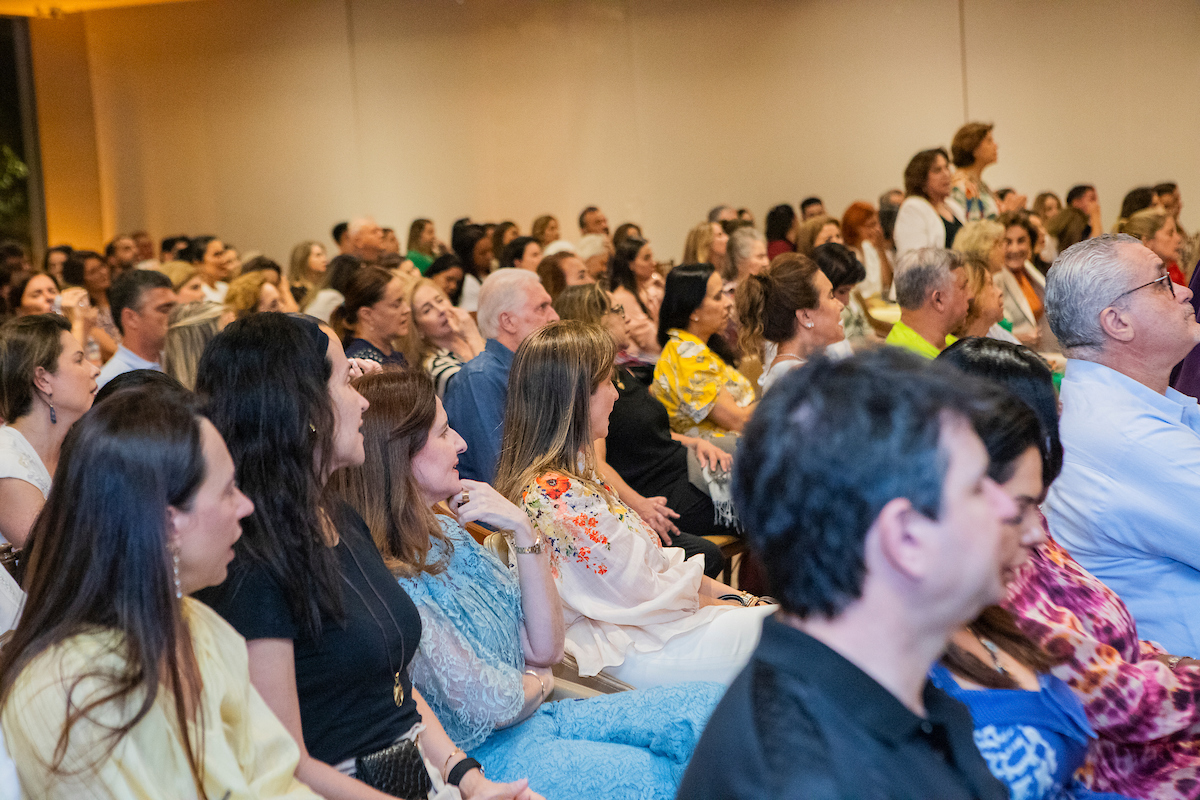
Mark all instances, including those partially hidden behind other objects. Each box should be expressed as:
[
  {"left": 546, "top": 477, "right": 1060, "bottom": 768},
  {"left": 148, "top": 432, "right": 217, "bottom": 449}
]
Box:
[{"left": 511, "top": 534, "right": 542, "bottom": 555}]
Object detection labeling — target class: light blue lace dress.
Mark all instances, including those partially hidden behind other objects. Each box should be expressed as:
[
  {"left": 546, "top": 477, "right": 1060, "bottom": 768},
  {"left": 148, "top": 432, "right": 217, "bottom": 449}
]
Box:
[
  {"left": 397, "top": 517, "right": 725, "bottom": 800},
  {"left": 929, "top": 663, "right": 1132, "bottom": 800}
]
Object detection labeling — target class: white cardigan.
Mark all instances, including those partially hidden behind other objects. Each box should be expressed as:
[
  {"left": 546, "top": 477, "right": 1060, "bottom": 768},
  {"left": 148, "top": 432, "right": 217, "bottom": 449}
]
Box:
[{"left": 893, "top": 195, "right": 966, "bottom": 263}]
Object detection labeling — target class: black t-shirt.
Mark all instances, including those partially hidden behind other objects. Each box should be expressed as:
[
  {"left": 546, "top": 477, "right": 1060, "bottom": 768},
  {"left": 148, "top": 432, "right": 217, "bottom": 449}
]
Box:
[
  {"left": 605, "top": 366, "right": 689, "bottom": 503},
  {"left": 196, "top": 502, "right": 422, "bottom": 764}
]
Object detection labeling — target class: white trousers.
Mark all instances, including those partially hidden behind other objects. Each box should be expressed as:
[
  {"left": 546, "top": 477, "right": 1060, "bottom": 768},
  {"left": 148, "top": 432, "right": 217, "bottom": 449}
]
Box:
[{"left": 604, "top": 604, "right": 776, "bottom": 688}]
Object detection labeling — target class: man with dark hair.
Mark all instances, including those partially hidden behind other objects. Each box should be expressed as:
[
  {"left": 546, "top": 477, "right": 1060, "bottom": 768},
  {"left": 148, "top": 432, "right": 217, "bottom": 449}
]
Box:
[
  {"left": 679, "top": 348, "right": 1013, "bottom": 800},
  {"left": 578, "top": 206, "right": 609, "bottom": 237},
  {"left": 799, "top": 196, "right": 825, "bottom": 220},
  {"left": 707, "top": 205, "right": 737, "bottom": 224},
  {"left": 97, "top": 270, "right": 177, "bottom": 388},
  {"left": 105, "top": 234, "right": 139, "bottom": 277},
  {"left": 1048, "top": 184, "right": 1104, "bottom": 252},
  {"left": 331, "top": 221, "right": 351, "bottom": 254}
]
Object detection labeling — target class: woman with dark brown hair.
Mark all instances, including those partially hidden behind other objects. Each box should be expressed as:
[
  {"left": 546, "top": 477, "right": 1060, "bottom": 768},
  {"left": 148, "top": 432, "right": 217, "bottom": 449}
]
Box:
[
  {"left": 0, "top": 385, "right": 322, "bottom": 799},
  {"left": 894, "top": 147, "right": 967, "bottom": 261},
  {"left": 949, "top": 121, "right": 1000, "bottom": 221},
  {"left": 330, "top": 368, "right": 726, "bottom": 799}
]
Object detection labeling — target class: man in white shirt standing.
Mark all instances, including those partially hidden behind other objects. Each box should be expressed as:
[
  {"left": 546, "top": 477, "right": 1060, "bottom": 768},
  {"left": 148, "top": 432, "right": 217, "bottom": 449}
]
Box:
[
  {"left": 97, "top": 270, "right": 178, "bottom": 389},
  {"left": 1044, "top": 233, "right": 1200, "bottom": 655}
]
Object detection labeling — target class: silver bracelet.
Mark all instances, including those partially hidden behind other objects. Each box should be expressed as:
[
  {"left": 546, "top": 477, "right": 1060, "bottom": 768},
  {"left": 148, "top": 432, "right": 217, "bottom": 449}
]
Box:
[
  {"left": 511, "top": 533, "right": 543, "bottom": 555},
  {"left": 525, "top": 669, "right": 548, "bottom": 699}
]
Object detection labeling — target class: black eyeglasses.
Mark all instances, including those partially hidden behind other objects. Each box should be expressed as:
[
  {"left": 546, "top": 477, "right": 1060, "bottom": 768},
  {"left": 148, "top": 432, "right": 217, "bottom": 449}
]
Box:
[{"left": 1112, "top": 273, "right": 1174, "bottom": 304}]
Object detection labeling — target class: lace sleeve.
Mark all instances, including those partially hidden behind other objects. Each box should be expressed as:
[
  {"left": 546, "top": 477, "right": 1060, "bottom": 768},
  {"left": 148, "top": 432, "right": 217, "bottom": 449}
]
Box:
[{"left": 408, "top": 598, "right": 525, "bottom": 750}]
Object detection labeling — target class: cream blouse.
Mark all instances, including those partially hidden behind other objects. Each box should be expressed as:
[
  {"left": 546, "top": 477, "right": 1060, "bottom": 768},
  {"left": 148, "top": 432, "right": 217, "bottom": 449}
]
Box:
[
  {"left": 519, "top": 472, "right": 726, "bottom": 677},
  {"left": 2, "top": 598, "right": 318, "bottom": 800}
]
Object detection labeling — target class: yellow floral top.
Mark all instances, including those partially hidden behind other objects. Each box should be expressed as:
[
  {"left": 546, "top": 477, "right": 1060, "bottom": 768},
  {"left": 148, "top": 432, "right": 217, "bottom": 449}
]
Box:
[
  {"left": 519, "top": 471, "right": 722, "bottom": 677},
  {"left": 651, "top": 329, "right": 755, "bottom": 437}
]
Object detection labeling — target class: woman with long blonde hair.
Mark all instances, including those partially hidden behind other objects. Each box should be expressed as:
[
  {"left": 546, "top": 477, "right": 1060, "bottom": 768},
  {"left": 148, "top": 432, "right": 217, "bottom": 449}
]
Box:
[
  {"left": 495, "top": 320, "right": 773, "bottom": 689},
  {"left": 681, "top": 221, "right": 729, "bottom": 276},
  {"left": 403, "top": 277, "right": 485, "bottom": 397}
]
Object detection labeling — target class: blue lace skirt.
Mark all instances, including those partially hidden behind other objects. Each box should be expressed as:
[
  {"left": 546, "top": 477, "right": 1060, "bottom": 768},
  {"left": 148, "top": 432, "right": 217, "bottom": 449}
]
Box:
[{"left": 470, "top": 682, "right": 725, "bottom": 800}]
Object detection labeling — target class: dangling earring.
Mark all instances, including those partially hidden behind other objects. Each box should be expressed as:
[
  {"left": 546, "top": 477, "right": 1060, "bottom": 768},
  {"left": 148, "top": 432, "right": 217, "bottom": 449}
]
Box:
[
  {"left": 172, "top": 547, "right": 183, "bottom": 600},
  {"left": 48, "top": 395, "right": 56, "bottom": 425}
]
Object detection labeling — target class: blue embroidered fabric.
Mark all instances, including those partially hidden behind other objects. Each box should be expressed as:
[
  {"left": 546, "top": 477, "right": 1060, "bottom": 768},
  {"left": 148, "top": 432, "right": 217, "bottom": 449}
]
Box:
[
  {"left": 929, "top": 664, "right": 1132, "bottom": 800},
  {"left": 397, "top": 516, "right": 724, "bottom": 800}
]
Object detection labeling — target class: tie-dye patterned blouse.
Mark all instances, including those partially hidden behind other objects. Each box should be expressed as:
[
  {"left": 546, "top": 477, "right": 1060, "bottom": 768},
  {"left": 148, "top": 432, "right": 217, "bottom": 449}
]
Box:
[{"left": 1004, "top": 523, "right": 1200, "bottom": 799}]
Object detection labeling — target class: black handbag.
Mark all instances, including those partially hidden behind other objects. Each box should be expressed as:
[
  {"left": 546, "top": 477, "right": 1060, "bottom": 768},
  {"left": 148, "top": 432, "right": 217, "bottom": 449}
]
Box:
[{"left": 354, "top": 738, "right": 433, "bottom": 800}]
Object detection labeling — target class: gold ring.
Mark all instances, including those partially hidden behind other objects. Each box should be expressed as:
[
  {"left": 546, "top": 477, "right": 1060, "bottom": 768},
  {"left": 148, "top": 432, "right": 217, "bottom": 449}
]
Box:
[{"left": 461, "top": 491, "right": 470, "bottom": 505}]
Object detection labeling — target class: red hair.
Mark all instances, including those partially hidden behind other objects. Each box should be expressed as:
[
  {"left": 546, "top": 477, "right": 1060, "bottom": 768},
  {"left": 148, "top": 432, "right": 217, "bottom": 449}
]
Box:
[{"left": 840, "top": 202, "right": 877, "bottom": 250}]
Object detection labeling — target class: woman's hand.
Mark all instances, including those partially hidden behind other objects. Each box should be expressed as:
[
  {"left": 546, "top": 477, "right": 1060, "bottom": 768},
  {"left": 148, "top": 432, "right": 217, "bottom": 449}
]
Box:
[
  {"left": 451, "top": 480, "right": 537, "bottom": 547},
  {"left": 627, "top": 494, "right": 680, "bottom": 546},
  {"left": 459, "top": 772, "right": 544, "bottom": 800},
  {"left": 693, "top": 439, "right": 732, "bottom": 473},
  {"left": 347, "top": 358, "right": 383, "bottom": 380},
  {"left": 60, "top": 287, "right": 96, "bottom": 328}
]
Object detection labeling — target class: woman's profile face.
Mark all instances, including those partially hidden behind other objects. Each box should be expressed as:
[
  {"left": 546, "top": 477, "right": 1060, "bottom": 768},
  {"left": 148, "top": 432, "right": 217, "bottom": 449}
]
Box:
[
  {"left": 43, "top": 330, "right": 99, "bottom": 419},
  {"left": 323, "top": 333, "right": 370, "bottom": 475},
  {"left": 170, "top": 419, "right": 254, "bottom": 594},
  {"left": 410, "top": 397, "right": 468, "bottom": 505},
  {"left": 743, "top": 239, "right": 770, "bottom": 277},
  {"left": 202, "top": 239, "right": 227, "bottom": 279},
  {"left": 177, "top": 275, "right": 207, "bottom": 304},
  {"left": 602, "top": 294, "right": 631, "bottom": 350},
  {"left": 587, "top": 368, "right": 619, "bottom": 441},
  {"left": 690, "top": 270, "right": 732, "bottom": 338},
  {"left": 631, "top": 244, "right": 656, "bottom": 282},
  {"left": 978, "top": 279, "right": 1004, "bottom": 328},
  {"left": 543, "top": 218, "right": 560, "bottom": 244},
  {"left": 709, "top": 223, "right": 728, "bottom": 257},
  {"left": 562, "top": 257, "right": 594, "bottom": 287},
  {"left": 419, "top": 222, "right": 437, "bottom": 249},
  {"left": 19, "top": 275, "right": 59, "bottom": 316},
  {"left": 472, "top": 237, "right": 494, "bottom": 271},
  {"left": 46, "top": 250, "right": 68, "bottom": 281},
  {"left": 308, "top": 243, "right": 329, "bottom": 274},
  {"left": 1146, "top": 216, "right": 1182, "bottom": 263},
  {"left": 428, "top": 269, "right": 463, "bottom": 306},
  {"left": 500, "top": 226, "right": 519, "bottom": 248},
  {"left": 367, "top": 277, "right": 410, "bottom": 339},
  {"left": 1041, "top": 196, "right": 1061, "bottom": 220},
  {"left": 998, "top": 446, "right": 1046, "bottom": 586},
  {"left": 925, "top": 154, "right": 952, "bottom": 200},
  {"left": 974, "top": 131, "right": 998, "bottom": 167},
  {"left": 807, "top": 270, "right": 845, "bottom": 347}
]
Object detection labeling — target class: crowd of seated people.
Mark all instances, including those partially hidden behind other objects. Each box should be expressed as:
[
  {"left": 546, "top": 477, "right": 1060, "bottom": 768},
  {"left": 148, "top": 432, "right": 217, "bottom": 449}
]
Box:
[{"left": 2, "top": 121, "right": 1200, "bottom": 800}]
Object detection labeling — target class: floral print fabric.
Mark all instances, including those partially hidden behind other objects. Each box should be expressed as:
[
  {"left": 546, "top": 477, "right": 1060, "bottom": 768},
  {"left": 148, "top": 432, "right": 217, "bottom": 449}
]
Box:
[
  {"left": 651, "top": 329, "right": 754, "bottom": 437},
  {"left": 519, "top": 471, "right": 723, "bottom": 677}
]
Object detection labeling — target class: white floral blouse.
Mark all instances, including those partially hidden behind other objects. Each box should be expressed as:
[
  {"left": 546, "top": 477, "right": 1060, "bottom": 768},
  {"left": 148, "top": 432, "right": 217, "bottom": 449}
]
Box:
[{"left": 519, "top": 471, "right": 723, "bottom": 677}]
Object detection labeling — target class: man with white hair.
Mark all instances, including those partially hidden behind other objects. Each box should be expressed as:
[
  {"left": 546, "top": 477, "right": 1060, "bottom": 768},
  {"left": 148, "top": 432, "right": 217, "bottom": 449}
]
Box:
[
  {"left": 444, "top": 269, "right": 559, "bottom": 482},
  {"left": 885, "top": 247, "right": 970, "bottom": 358},
  {"left": 347, "top": 216, "right": 385, "bottom": 265},
  {"left": 1044, "top": 233, "right": 1200, "bottom": 655}
]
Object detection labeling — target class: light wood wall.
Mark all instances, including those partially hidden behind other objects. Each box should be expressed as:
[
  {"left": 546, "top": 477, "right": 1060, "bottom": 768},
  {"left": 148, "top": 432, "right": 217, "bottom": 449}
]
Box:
[{"left": 29, "top": 0, "right": 1200, "bottom": 260}]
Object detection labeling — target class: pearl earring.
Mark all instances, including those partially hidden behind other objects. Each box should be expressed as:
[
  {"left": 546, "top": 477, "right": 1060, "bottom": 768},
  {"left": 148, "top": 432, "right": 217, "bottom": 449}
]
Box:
[{"left": 172, "top": 547, "right": 182, "bottom": 599}]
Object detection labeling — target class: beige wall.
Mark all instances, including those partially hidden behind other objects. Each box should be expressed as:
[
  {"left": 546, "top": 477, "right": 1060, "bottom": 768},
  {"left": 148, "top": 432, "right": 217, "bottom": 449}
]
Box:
[{"left": 28, "top": 0, "right": 1200, "bottom": 261}]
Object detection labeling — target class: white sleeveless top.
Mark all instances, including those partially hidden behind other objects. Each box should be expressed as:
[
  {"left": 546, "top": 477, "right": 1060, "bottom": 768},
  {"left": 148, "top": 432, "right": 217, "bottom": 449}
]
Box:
[{"left": 0, "top": 426, "right": 51, "bottom": 499}]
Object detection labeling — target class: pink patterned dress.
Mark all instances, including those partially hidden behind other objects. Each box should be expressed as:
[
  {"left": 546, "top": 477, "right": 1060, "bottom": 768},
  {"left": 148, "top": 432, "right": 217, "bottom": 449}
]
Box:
[{"left": 1005, "top": 521, "right": 1200, "bottom": 799}]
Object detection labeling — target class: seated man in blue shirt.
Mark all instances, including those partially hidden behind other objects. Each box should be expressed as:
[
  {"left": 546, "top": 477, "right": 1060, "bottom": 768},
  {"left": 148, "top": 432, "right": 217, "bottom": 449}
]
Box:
[
  {"left": 1043, "top": 234, "right": 1200, "bottom": 655},
  {"left": 678, "top": 348, "right": 1014, "bottom": 800},
  {"left": 96, "top": 269, "right": 177, "bottom": 388},
  {"left": 444, "top": 269, "right": 558, "bottom": 482}
]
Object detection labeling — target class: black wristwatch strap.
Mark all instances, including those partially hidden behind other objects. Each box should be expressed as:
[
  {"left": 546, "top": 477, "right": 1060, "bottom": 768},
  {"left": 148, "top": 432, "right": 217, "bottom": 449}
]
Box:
[{"left": 446, "top": 756, "right": 483, "bottom": 786}]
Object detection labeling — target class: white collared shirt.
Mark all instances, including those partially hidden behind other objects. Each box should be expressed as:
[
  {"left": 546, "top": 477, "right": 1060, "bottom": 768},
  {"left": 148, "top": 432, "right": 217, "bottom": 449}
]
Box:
[
  {"left": 96, "top": 345, "right": 162, "bottom": 389},
  {"left": 1045, "top": 358, "right": 1200, "bottom": 655}
]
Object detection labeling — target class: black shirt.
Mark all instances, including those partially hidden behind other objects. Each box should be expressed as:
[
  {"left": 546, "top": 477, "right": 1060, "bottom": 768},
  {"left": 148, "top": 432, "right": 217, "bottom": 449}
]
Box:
[
  {"left": 677, "top": 616, "right": 1007, "bottom": 800},
  {"left": 605, "top": 366, "right": 689, "bottom": 503},
  {"left": 196, "top": 502, "right": 422, "bottom": 764}
]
